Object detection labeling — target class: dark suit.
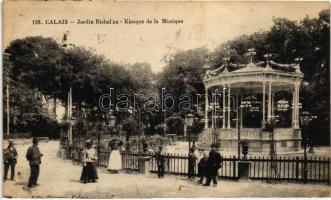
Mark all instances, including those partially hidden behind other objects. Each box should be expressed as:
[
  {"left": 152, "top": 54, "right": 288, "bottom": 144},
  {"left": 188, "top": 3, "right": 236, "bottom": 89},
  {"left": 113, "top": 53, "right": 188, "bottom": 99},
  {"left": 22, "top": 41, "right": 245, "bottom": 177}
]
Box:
[
  {"left": 4, "top": 146, "right": 18, "bottom": 180},
  {"left": 26, "top": 145, "right": 43, "bottom": 187},
  {"left": 205, "top": 150, "right": 222, "bottom": 185},
  {"left": 198, "top": 157, "right": 208, "bottom": 182},
  {"left": 188, "top": 152, "right": 197, "bottom": 179},
  {"left": 155, "top": 151, "right": 165, "bottom": 178}
]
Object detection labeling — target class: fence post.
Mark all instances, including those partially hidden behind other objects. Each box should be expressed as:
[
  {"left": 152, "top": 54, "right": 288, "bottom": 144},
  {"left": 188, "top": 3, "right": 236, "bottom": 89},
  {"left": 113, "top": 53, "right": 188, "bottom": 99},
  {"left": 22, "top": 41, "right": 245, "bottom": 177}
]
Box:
[
  {"left": 233, "top": 156, "right": 236, "bottom": 179},
  {"left": 167, "top": 153, "right": 170, "bottom": 175},
  {"left": 328, "top": 158, "right": 330, "bottom": 186},
  {"left": 295, "top": 156, "right": 299, "bottom": 182}
]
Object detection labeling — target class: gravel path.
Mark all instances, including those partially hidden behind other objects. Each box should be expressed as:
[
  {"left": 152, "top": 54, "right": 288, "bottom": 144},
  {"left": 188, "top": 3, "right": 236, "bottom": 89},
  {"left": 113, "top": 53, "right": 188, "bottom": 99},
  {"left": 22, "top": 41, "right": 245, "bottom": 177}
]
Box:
[{"left": 3, "top": 140, "right": 330, "bottom": 198}]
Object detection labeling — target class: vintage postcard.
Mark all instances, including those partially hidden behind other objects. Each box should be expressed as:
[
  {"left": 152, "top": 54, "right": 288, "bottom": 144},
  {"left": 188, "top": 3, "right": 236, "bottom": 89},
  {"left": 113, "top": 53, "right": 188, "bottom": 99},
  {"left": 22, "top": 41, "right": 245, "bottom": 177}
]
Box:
[{"left": 2, "top": 0, "right": 331, "bottom": 198}]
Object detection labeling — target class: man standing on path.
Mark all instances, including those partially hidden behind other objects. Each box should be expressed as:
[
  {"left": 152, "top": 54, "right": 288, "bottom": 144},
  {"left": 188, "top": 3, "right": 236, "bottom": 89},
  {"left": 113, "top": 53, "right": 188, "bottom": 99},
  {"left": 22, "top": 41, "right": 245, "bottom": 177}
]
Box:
[
  {"left": 26, "top": 138, "right": 43, "bottom": 188},
  {"left": 204, "top": 143, "right": 222, "bottom": 187},
  {"left": 3, "top": 139, "right": 18, "bottom": 181},
  {"left": 198, "top": 151, "right": 208, "bottom": 184},
  {"left": 155, "top": 146, "right": 165, "bottom": 178},
  {"left": 188, "top": 147, "right": 197, "bottom": 181}
]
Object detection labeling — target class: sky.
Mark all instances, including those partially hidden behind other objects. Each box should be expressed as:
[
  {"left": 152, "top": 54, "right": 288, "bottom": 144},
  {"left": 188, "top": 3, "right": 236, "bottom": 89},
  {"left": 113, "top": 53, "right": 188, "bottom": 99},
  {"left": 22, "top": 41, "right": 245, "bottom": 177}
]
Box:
[{"left": 4, "top": 1, "right": 329, "bottom": 73}]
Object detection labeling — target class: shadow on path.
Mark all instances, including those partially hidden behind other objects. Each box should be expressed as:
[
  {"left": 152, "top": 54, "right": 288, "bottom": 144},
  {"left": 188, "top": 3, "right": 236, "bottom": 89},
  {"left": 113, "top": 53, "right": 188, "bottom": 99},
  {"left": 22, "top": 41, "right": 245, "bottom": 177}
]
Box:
[
  {"left": 14, "top": 181, "right": 27, "bottom": 186},
  {"left": 69, "top": 179, "right": 81, "bottom": 183}
]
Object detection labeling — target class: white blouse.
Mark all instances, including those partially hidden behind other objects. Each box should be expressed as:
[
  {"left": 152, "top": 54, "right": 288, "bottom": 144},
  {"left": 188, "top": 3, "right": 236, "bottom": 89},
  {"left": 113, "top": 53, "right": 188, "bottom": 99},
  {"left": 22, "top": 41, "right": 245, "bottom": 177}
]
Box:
[{"left": 82, "top": 148, "right": 98, "bottom": 163}]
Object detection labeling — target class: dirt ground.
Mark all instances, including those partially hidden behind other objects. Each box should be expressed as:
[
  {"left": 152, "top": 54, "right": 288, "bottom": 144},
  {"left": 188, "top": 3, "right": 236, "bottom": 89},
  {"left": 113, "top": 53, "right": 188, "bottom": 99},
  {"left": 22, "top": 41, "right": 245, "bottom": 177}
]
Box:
[{"left": 2, "top": 140, "right": 331, "bottom": 198}]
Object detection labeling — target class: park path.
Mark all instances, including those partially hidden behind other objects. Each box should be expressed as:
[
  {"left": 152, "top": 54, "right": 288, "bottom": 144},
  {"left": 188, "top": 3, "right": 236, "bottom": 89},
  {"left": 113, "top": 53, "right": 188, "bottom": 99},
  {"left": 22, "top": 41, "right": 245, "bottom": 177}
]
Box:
[{"left": 3, "top": 140, "right": 331, "bottom": 198}]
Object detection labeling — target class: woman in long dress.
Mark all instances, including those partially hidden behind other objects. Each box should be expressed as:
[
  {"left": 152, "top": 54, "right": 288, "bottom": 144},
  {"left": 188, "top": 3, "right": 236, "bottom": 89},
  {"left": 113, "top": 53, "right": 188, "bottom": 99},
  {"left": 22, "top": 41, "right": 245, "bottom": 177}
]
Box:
[
  {"left": 80, "top": 140, "right": 98, "bottom": 183},
  {"left": 107, "top": 138, "right": 123, "bottom": 173}
]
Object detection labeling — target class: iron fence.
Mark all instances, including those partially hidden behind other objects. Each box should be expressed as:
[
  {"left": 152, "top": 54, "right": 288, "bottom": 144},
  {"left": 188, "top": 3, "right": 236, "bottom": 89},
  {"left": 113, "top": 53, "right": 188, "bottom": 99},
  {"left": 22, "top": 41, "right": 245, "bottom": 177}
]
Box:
[
  {"left": 122, "top": 152, "right": 238, "bottom": 179},
  {"left": 249, "top": 156, "right": 330, "bottom": 184},
  {"left": 61, "top": 146, "right": 330, "bottom": 184}
]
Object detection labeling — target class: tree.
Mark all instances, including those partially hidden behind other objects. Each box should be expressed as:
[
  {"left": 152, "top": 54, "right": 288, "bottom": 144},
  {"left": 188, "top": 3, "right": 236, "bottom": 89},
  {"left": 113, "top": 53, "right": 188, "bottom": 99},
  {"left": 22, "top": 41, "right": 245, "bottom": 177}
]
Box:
[
  {"left": 5, "top": 36, "right": 67, "bottom": 118},
  {"left": 128, "top": 62, "right": 156, "bottom": 91},
  {"left": 157, "top": 48, "right": 209, "bottom": 136},
  {"left": 62, "top": 47, "right": 135, "bottom": 123},
  {"left": 127, "top": 62, "right": 161, "bottom": 134},
  {"left": 122, "top": 116, "right": 139, "bottom": 141},
  {"left": 210, "top": 31, "right": 269, "bottom": 68},
  {"left": 158, "top": 47, "right": 208, "bottom": 112},
  {"left": 3, "top": 54, "right": 59, "bottom": 138}
]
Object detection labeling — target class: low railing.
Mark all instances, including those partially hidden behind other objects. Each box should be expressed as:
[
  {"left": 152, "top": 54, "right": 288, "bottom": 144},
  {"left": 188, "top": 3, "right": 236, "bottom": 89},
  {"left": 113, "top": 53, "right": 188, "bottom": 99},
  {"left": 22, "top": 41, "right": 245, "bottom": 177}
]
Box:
[
  {"left": 60, "top": 146, "right": 330, "bottom": 184},
  {"left": 249, "top": 156, "right": 330, "bottom": 183},
  {"left": 121, "top": 151, "right": 238, "bottom": 179}
]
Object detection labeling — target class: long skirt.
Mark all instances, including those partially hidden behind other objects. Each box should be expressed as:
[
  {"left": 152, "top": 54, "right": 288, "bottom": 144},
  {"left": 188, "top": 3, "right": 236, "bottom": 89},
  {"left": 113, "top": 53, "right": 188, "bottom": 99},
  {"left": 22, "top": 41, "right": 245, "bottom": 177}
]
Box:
[
  {"left": 107, "top": 150, "right": 122, "bottom": 171},
  {"left": 80, "top": 162, "right": 98, "bottom": 182}
]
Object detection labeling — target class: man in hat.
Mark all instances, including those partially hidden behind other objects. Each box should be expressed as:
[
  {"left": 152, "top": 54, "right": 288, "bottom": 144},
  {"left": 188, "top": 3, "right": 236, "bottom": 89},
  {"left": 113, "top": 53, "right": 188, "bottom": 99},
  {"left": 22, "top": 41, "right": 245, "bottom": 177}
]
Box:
[
  {"left": 204, "top": 143, "right": 222, "bottom": 187},
  {"left": 3, "top": 139, "right": 18, "bottom": 181},
  {"left": 155, "top": 146, "right": 165, "bottom": 178},
  {"left": 26, "top": 138, "right": 43, "bottom": 187}
]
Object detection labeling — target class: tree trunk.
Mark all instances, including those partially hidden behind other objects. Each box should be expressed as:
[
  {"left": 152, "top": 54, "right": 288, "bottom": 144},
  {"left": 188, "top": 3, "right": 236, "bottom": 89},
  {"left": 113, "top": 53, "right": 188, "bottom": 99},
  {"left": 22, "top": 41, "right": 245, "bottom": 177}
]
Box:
[{"left": 53, "top": 97, "right": 57, "bottom": 120}]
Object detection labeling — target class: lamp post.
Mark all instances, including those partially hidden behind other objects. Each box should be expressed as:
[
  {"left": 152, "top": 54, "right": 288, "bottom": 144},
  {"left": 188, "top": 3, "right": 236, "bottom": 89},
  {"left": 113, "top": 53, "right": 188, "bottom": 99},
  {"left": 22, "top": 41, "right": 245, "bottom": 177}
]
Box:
[
  {"left": 210, "top": 100, "right": 219, "bottom": 144},
  {"left": 269, "top": 115, "right": 279, "bottom": 178},
  {"left": 300, "top": 111, "right": 311, "bottom": 184},
  {"left": 71, "top": 117, "right": 77, "bottom": 149},
  {"left": 308, "top": 114, "right": 317, "bottom": 153},
  {"left": 128, "top": 106, "right": 143, "bottom": 152},
  {"left": 186, "top": 113, "right": 194, "bottom": 151},
  {"left": 194, "top": 117, "right": 199, "bottom": 146},
  {"left": 237, "top": 96, "right": 254, "bottom": 180},
  {"left": 239, "top": 99, "right": 252, "bottom": 159},
  {"left": 237, "top": 106, "right": 241, "bottom": 159},
  {"left": 109, "top": 113, "right": 116, "bottom": 133},
  {"left": 300, "top": 111, "right": 317, "bottom": 181},
  {"left": 259, "top": 114, "right": 280, "bottom": 181},
  {"left": 97, "top": 120, "right": 102, "bottom": 159}
]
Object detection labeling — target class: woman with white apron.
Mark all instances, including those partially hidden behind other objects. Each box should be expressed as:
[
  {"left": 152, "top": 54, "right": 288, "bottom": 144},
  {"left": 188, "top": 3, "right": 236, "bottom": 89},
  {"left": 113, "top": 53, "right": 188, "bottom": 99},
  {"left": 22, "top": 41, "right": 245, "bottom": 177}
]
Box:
[{"left": 107, "top": 138, "right": 123, "bottom": 173}]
